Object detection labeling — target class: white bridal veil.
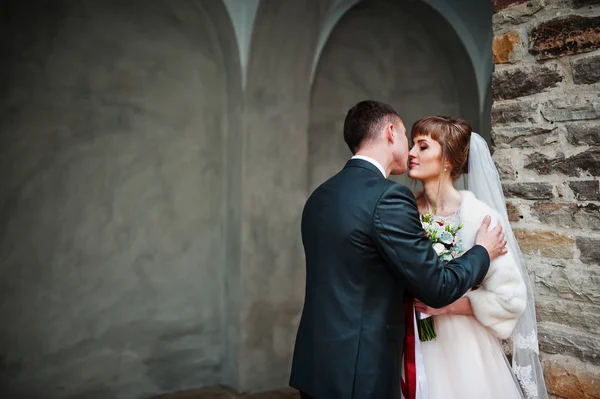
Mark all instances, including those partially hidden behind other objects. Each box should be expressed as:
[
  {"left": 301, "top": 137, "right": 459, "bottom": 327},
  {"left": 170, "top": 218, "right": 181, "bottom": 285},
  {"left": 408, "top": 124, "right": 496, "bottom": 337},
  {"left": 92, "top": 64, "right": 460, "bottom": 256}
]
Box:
[{"left": 467, "top": 133, "right": 549, "bottom": 399}]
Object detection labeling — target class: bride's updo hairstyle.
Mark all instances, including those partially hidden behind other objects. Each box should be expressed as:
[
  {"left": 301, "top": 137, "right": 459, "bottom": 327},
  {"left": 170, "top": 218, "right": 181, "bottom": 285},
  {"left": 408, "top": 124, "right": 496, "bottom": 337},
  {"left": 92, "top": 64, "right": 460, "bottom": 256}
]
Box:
[{"left": 411, "top": 116, "right": 472, "bottom": 181}]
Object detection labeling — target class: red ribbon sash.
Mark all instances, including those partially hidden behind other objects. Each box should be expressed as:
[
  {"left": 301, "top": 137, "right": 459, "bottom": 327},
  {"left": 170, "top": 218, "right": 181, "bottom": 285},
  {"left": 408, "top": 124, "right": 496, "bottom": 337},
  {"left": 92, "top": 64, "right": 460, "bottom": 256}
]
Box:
[{"left": 401, "top": 295, "right": 416, "bottom": 399}]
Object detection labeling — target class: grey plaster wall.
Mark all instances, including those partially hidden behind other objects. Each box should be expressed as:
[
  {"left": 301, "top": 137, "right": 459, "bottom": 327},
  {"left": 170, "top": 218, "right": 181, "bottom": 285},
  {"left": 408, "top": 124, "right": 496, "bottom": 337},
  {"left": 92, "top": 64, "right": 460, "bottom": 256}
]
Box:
[
  {"left": 237, "top": 1, "right": 333, "bottom": 392},
  {"left": 0, "top": 1, "right": 240, "bottom": 398},
  {"left": 308, "top": 0, "right": 480, "bottom": 191}
]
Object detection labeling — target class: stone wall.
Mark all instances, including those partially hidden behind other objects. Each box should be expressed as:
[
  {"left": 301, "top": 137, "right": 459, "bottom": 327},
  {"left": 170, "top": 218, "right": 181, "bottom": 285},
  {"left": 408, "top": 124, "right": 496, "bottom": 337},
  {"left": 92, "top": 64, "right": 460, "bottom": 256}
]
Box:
[{"left": 491, "top": 1, "right": 600, "bottom": 398}]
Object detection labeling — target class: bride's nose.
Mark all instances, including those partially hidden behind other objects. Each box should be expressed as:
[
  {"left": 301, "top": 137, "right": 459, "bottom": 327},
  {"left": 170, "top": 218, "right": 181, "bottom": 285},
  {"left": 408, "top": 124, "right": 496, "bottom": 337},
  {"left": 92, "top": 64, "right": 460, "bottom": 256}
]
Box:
[{"left": 408, "top": 147, "right": 417, "bottom": 158}]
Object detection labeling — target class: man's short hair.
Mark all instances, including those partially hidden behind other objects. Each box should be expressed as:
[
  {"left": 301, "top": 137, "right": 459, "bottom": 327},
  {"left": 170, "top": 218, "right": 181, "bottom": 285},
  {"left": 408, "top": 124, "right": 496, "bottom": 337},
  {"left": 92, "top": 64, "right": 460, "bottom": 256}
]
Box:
[{"left": 343, "top": 100, "right": 400, "bottom": 154}]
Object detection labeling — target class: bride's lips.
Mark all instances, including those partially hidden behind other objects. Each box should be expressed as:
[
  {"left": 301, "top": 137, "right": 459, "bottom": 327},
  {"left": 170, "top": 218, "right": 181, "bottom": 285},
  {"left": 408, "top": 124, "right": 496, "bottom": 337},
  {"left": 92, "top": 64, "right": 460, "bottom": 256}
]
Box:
[{"left": 409, "top": 162, "right": 418, "bottom": 168}]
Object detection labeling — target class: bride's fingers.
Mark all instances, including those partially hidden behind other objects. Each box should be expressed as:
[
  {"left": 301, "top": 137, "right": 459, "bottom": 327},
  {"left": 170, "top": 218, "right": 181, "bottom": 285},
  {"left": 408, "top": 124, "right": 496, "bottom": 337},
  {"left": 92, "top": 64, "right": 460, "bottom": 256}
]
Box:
[{"left": 414, "top": 304, "right": 428, "bottom": 312}]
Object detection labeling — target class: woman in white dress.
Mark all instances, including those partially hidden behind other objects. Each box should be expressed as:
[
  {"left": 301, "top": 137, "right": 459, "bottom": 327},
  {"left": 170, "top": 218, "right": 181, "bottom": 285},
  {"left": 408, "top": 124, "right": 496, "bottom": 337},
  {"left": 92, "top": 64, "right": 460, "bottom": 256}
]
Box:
[{"left": 404, "top": 116, "right": 548, "bottom": 399}]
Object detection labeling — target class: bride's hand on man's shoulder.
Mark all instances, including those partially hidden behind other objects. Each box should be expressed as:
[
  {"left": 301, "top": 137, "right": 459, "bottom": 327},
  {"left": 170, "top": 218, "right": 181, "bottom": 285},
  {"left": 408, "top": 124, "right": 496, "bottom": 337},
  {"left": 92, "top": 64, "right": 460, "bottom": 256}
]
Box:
[{"left": 475, "top": 215, "right": 508, "bottom": 260}]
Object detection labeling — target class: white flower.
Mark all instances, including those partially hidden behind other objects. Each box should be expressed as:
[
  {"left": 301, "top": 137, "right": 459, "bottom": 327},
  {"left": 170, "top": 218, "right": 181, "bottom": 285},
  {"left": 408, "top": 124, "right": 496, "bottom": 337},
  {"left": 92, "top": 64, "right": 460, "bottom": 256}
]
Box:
[
  {"left": 433, "top": 243, "right": 446, "bottom": 255},
  {"left": 422, "top": 222, "right": 431, "bottom": 230},
  {"left": 440, "top": 231, "right": 454, "bottom": 245}
]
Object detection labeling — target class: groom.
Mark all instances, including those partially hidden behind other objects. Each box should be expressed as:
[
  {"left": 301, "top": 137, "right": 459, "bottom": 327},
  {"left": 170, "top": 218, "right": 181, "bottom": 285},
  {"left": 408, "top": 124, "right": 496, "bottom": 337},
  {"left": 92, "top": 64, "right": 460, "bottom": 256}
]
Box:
[{"left": 289, "top": 100, "right": 507, "bottom": 399}]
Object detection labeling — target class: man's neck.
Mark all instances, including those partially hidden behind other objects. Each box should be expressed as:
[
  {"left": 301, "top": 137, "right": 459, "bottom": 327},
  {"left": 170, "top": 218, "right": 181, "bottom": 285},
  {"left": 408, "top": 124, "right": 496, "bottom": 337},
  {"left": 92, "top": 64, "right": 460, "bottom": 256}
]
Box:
[{"left": 353, "top": 150, "right": 390, "bottom": 177}]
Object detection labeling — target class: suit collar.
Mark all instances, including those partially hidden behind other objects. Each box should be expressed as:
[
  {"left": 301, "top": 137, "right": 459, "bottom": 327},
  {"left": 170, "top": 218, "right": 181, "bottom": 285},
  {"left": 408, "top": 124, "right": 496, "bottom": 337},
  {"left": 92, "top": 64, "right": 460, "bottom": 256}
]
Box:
[
  {"left": 344, "top": 158, "right": 387, "bottom": 178},
  {"left": 351, "top": 155, "right": 387, "bottom": 177}
]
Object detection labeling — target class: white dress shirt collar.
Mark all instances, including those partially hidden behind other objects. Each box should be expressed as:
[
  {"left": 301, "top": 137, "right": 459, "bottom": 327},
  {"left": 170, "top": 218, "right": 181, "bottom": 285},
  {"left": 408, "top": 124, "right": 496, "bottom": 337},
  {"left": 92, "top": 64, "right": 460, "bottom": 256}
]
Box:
[{"left": 351, "top": 155, "right": 387, "bottom": 178}]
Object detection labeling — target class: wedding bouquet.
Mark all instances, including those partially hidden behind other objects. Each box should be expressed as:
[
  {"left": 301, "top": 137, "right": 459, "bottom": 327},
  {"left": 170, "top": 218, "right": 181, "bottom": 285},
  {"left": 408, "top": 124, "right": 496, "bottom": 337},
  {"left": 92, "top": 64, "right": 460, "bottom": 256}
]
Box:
[{"left": 417, "top": 211, "right": 464, "bottom": 341}]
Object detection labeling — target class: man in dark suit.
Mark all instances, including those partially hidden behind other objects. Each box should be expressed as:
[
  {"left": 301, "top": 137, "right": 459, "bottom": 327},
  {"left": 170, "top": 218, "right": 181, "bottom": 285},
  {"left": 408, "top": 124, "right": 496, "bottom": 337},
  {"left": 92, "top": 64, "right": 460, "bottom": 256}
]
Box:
[{"left": 289, "top": 100, "right": 507, "bottom": 399}]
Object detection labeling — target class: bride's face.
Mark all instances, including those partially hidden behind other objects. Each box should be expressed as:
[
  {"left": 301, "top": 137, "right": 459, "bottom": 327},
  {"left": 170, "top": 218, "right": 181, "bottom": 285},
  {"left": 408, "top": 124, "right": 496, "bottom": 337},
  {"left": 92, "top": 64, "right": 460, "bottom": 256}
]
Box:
[{"left": 408, "top": 134, "right": 445, "bottom": 182}]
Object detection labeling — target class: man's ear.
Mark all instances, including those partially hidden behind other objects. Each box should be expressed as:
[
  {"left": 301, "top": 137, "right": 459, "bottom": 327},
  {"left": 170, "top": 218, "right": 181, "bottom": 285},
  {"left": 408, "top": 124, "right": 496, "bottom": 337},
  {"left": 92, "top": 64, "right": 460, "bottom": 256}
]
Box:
[{"left": 386, "top": 124, "right": 395, "bottom": 143}]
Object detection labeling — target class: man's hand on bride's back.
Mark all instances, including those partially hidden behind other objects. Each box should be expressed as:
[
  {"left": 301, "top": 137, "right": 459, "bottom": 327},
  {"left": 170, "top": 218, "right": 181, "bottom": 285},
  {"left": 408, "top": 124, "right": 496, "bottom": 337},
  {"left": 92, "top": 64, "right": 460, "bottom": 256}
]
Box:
[{"left": 474, "top": 215, "right": 508, "bottom": 261}]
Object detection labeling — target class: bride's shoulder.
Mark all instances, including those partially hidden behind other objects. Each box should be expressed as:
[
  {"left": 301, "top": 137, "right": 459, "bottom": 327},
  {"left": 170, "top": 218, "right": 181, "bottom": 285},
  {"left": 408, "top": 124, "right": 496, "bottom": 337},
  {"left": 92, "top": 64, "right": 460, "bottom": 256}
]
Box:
[{"left": 459, "top": 190, "right": 501, "bottom": 222}]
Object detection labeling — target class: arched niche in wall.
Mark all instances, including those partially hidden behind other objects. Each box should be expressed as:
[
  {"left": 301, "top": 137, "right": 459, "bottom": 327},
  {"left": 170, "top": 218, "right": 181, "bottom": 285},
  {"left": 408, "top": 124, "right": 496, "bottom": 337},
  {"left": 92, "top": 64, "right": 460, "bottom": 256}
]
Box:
[
  {"left": 307, "top": 0, "right": 480, "bottom": 192},
  {"left": 0, "top": 0, "right": 242, "bottom": 397}
]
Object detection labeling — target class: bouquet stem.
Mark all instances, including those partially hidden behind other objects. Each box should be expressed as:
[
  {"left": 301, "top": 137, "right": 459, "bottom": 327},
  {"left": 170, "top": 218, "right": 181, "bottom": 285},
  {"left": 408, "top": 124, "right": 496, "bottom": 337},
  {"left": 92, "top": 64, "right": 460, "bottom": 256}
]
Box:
[{"left": 417, "top": 316, "right": 436, "bottom": 341}]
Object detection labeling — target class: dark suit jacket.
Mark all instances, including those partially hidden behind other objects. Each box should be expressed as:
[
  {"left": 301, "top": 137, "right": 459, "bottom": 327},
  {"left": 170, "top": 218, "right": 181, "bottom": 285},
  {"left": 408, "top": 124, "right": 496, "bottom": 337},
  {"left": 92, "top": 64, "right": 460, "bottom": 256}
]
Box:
[{"left": 289, "top": 159, "right": 490, "bottom": 399}]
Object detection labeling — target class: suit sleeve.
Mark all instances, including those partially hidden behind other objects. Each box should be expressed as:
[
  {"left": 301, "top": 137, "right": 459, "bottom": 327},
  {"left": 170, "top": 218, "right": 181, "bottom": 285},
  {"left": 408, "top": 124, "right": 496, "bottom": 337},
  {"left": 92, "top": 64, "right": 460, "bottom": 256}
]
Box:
[
  {"left": 465, "top": 212, "right": 527, "bottom": 339},
  {"left": 372, "top": 184, "right": 490, "bottom": 308}
]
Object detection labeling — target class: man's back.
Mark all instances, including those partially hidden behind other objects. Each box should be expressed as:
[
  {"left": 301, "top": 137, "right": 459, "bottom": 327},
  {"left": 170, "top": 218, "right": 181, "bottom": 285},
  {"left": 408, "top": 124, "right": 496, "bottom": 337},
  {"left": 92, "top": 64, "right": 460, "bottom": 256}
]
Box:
[{"left": 290, "top": 159, "right": 404, "bottom": 399}]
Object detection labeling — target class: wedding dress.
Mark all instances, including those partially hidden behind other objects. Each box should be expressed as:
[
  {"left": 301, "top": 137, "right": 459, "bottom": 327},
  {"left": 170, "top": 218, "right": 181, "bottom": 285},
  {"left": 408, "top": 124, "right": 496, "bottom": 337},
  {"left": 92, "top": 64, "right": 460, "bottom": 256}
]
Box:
[{"left": 417, "top": 207, "right": 524, "bottom": 399}]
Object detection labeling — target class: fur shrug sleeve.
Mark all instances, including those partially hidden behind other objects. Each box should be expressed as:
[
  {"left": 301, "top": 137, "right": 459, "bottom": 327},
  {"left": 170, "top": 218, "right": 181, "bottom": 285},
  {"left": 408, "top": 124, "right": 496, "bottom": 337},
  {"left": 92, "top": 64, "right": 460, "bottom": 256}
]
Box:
[{"left": 459, "top": 191, "right": 527, "bottom": 339}]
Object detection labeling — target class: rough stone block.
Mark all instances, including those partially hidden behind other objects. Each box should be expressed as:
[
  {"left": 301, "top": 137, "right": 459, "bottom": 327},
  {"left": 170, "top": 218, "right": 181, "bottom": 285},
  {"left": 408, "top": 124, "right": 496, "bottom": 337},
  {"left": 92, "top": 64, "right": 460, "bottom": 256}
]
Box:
[
  {"left": 569, "top": 180, "right": 600, "bottom": 201},
  {"left": 530, "top": 262, "right": 600, "bottom": 304},
  {"left": 525, "top": 148, "right": 600, "bottom": 177},
  {"left": 514, "top": 229, "right": 574, "bottom": 259},
  {"left": 493, "top": 0, "right": 528, "bottom": 12},
  {"left": 529, "top": 15, "right": 600, "bottom": 60},
  {"left": 497, "top": 163, "right": 517, "bottom": 179},
  {"left": 503, "top": 182, "right": 555, "bottom": 200},
  {"left": 565, "top": 122, "right": 600, "bottom": 146},
  {"left": 492, "top": 64, "right": 563, "bottom": 100},
  {"left": 493, "top": 0, "right": 545, "bottom": 26},
  {"left": 506, "top": 201, "right": 523, "bottom": 221},
  {"left": 573, "top": 0, "right": 600, "bottom": 7},
  {"left": 493, "top": 150, "right": 518, "bottom": 178},
  {"left": 536, "top": 297, "right": 600, "bottom": 334},
  {"left": 533, "top": 202, "right": 600, "bottom": 230},
  {"left": 576, "top": 236, "right": 600, "bottom": 264},
  {"left": 524, "top": 152, "right": 554, "bottom": 175},
  {"left": 492, "top": 32, "right": 523, "bottom": 64},
  {"left": 541, "top": 95, "right": 600, "bottom": 122},
  {"left": 572, "top": 53, "right": 600, "bottom": 84},
  {"left": 492, "top": 101, "right": 538, "bottom": 124},
  {"left": 541, "top": 352, "right": 600, "bottom": 398},
  {"left": 492, "top": 126, "right": 558, "bottom": 148},
  {"left": 539, "top": 323, "right": 600, "bottom": 367}
]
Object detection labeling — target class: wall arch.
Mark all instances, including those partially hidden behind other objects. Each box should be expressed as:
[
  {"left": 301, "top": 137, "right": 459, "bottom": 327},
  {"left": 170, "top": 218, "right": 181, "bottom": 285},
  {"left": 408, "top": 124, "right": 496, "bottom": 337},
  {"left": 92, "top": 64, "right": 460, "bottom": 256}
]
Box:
[
  {"left": 312, "top": 0, "right": 493, "bottom": 121},
  {"left": 308, "top": 0, "right": 480, "bottom": 191}
]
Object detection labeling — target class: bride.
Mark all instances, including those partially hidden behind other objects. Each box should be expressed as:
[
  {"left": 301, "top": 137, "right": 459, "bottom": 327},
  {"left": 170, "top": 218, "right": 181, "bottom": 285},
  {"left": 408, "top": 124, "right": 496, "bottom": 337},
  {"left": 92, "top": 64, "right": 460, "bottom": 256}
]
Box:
[{"left": 403, "top": 116, "right": 548, "bottom": 399}]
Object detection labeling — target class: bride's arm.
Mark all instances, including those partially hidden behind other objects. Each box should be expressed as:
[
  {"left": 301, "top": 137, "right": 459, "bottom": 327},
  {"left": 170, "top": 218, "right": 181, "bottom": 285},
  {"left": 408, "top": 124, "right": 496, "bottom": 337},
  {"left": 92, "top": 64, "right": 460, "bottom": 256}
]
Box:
[
  {"left": 414, "top": 297, "right": 473, "bottom": 316},
  {"left": 463, "top": 213, "right": 528, "bottom": 339},
  {"left": 415, "top": 265, "right": 525, "bottom": 338}
]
